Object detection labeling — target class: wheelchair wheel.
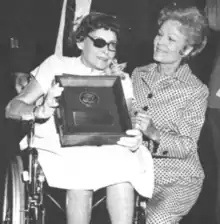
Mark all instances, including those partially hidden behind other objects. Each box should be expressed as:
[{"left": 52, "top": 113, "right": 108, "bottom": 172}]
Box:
[
  {"left": 2, "top": 156, "right": 25, "bottom": 224},
  {"left": 133, "top": 196, "right": 147, "bottom": 224}
]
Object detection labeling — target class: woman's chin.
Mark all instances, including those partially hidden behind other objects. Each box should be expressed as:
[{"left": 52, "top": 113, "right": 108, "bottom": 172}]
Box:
[
  {"left": 153, "top": 54, "right": 170, "bottom": 64},
  {"left": 95, "top": 63, "right": 109, "bottom": 71},
  {"left": 153, "top": 55, "right": 162, "bottom": 63}
]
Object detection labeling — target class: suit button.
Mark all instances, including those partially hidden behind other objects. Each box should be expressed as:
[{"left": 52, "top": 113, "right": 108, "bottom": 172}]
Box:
[
  {"left": 147, "top": 93, "right": 153, "bottom": 99},
  {"left": 143, "top": 106, "right": 148, "bottom": 111},
  {"left": 163, "top": 151, "right": 168, "bottom": 155}
]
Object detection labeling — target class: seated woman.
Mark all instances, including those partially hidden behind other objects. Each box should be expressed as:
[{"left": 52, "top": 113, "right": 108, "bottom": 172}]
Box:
[
  {"left": 5, "top": 12, "right": 154, "bottom": 224},
  {"left": 131, "top": 5, "right": 209, "bottom": 223}
]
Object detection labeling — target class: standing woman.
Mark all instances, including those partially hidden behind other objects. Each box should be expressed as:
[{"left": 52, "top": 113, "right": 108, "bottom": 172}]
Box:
[
  {"left": 5, "top": 12, "right": 154, "bottom": 224},
  {"left": 131, "top": 6, "right": 209, "bottom": 223}
]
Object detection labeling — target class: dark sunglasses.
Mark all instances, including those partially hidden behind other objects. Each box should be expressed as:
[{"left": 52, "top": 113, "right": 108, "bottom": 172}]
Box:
[{"left": 87, "top": 35, "right": 117, "bottom": 52}]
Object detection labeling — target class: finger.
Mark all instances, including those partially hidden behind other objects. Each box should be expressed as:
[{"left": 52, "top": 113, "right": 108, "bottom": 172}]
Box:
[
  {"left": 112, "top": 58, "right": 118, "bottom": 64},
  {"left": 54, "top": 88, "right": 64, "bottom": 97},
  {"left": 111, "top": 65, "right": 123, "bottom": 73},
  {"left": 135, "top": 121, "right": 150, "bottom": 133},
  {"left": 135, "top": 115, "right": 151, "bottom": 126},
  {"left": 134, "top": 123, "right": 142, "bottom": 130},
  {"left": 118, "top": 137, "right": 136, "bottom": 145},
  {"left": 136, "top": 112, "right": 151, "bottom": 120},
  {"left": 110, "top": 66, "right": 125, "bottom": 76},
  {"left": 131, "top": 118, "right": 137, "bottom": 129},
  {"left": 51, "top": 83, "right": 63, "bottom": 90},
  {"left": 135, "top": 117, "right": 150, "bottom": 128},
  {"left": 117, "top": 135, "right": 142, "bottom": 151},
  {"left": 117, "top": 139, "right": 138, "bottom": 151},
  {"left": 118, "top": 135, "right": 141, "bottom": 146},
  {"left": 135, "top": 116, "right": 149, "bottom": 123},
  {"left": 126, "top": 129, "right": 142, "bottom": 137},
  {"left": 118, "top": 63, "right": 127, "bottom": 71},
  {"left": 54, "top": 83, "right": 64, "bottom": 90},
  {"left": 45, "top": 95, "right": 60, "bottom": 108},
  {"left": 131, "top": 116, "right": 143, "bottom": 129},
  {"left": 49, "top": 86, "right": 64, "bottom": 97}
]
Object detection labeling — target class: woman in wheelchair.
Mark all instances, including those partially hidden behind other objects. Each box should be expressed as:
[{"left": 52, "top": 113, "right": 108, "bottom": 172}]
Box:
[{"left": 5, "top": 12, "right": 154, "bottom": 224}]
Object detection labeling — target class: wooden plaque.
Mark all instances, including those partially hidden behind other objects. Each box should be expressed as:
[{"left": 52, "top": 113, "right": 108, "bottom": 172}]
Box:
[{"left": 55, "top": 74, "right": 132, "bottom": 147}]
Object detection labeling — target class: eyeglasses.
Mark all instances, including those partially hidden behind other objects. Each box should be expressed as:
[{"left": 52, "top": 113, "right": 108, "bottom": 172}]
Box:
[{"left": 87, "top": 35, "right": 117, "bottom": 52}]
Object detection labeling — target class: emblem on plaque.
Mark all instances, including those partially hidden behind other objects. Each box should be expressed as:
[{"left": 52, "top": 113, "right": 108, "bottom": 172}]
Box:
[{"left": 79, "top": 91, "right": 99, "bottom": 107}]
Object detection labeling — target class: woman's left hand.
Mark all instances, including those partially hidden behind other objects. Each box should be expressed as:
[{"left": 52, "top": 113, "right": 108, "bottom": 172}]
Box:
[
  {"left": 104, "top": 59, "right": 127, "bottom": 79},
  {"left": 117, "top": 129, "right": 143, "bottom": 152}
]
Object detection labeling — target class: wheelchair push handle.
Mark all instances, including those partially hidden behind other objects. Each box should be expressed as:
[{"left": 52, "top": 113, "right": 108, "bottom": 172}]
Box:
[
  {"left": 25, "top": 119, "right": 35, "bottom": 148},
  {"left": 18, "top": 105, "right": 37, "bottom": 147}
]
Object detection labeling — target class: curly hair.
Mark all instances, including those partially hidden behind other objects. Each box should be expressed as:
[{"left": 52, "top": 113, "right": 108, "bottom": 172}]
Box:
[
  {"left": 74, "top": 12, "right": 120, "bottom": 43},
  {"left": 158, "top": 6, "right": 209, "bottom": 57}
]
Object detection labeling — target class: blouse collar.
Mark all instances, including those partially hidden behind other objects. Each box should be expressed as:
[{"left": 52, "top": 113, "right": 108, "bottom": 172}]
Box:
[{"left": 140, "top": 63, "right": 193, "bottom": 85}]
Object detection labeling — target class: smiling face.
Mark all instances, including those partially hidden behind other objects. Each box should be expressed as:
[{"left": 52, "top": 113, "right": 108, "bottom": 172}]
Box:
[
  {"left": 153, "top": 20, "right": 190, "bottom": 66},
  {"left": 77, "top": 28, "right": 117, "bottom": 71}
]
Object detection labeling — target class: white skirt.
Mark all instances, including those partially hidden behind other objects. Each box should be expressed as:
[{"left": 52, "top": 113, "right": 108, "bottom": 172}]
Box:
[{"left": 20, "top": 134, "right": 154, "bottom": 198}]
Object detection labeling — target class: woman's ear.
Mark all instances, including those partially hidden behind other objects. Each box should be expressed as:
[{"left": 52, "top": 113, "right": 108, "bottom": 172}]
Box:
[
  {"left": 180, "top": 45, "right": 193, "bottom": 57},
  {"left": 76, "top": 41, "right": 84, "bottom": 50},
  {"left": 191, "top": 37, "right": 208, "bottom": 57}
]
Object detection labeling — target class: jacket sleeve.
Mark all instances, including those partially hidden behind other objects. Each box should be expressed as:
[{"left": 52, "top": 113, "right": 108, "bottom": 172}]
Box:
[{"left": 153, "top": 84, "right": 209, "bottom": 159}]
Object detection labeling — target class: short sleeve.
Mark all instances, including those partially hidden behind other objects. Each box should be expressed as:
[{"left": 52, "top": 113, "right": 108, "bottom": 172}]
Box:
[
  {"left": 31, "top": 54, "right": 63, "bottom": 94},
  {"left": 121, "top": 73, "right": 134, "bottom": 100}
]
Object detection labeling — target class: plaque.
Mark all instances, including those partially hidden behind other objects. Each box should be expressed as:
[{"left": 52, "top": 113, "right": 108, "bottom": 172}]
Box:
[{"left": 55, "top": 74, "right": 132, "bottom": 147}]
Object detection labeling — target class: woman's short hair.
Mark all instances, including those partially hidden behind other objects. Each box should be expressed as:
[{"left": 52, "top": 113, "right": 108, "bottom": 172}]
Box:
[
  {"left": 158, "top": 6, "right": 209, "bottom": 57},
  {"left": 75, "top": 12, "right": 120, "bottom": 43}
]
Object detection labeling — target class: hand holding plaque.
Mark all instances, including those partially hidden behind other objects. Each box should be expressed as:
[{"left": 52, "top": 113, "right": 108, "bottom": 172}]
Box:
[
  {"left": 117, "top": 129, "right": 143, "bottom": 152},
  {"left": 132, "top": 111, "right": 160, "bottom": 143},
  {"left": 45, "top": 83, "right": 64, "bottom": 108}
]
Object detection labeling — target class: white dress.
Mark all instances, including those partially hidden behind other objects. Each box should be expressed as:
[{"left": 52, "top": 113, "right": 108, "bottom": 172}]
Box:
[{"left": 20, "top": 55, "right": 154, "bottom": 198}]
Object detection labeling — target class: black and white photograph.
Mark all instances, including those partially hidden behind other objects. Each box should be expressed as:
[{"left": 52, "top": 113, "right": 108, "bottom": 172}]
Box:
[{"left": 0, "top": 0, "right": 219, "bottom": 223}]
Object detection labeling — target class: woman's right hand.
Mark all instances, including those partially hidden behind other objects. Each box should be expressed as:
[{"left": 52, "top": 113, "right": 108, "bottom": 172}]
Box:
[
  {"left": 45, "top": 83, "right": 64, "bottom": 107},
  {"left": 34, "top": 83, "right": 64, "bottom": 119},
  {"left": 131, "top": 111, "right": 160, "bottom": 143}
]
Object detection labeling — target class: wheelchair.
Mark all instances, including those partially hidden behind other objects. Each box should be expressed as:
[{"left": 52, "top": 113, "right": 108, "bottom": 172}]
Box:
[{"left": 1, "top": 121, "right": 147, "bottom": 224}]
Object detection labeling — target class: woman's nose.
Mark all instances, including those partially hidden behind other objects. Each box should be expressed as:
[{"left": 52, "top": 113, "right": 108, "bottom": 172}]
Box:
[{"left": 101, "top": 45, "right": 109, "bottom": 53}]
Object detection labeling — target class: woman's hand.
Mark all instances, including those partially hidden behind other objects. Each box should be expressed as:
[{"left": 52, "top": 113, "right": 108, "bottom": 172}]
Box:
[
  {"left": 44, "top": 83, "right": 63, "bottom": 107},
  {"left": 117, "top": 129, "right": 143, "bottom": 152},
  {"left": 132, "top": 111, "right": 160, "bottom": 142},
  {"left": 34, "top": 83, "right": 64, "bottom": 119},
  {"left": 104, "top": 59, "right": 127, "bottom": 79}
]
